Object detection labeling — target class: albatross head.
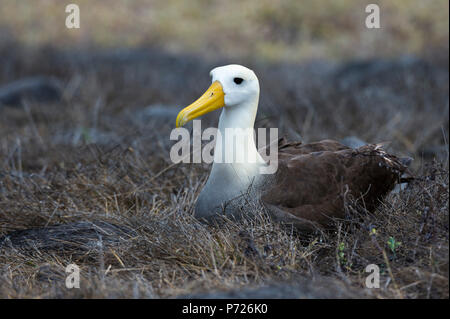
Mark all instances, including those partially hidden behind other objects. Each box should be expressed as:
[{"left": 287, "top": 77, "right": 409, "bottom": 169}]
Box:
[{"left": 176, "top": 64, "right": 260, "bottom": 128}]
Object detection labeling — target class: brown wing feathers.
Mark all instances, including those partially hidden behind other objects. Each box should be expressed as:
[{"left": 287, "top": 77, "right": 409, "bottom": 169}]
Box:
[{"left": 261, "top": 139, "right": 407, "bottom": 230}]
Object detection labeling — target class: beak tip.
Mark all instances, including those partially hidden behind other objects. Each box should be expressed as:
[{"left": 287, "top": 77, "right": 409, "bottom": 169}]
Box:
[{"left": 175, "top": 113, "right": 183, "bottom": 128}]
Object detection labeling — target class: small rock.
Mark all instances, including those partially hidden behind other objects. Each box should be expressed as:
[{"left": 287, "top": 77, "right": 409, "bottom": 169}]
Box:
[
  {"left": 420, "top": 145, "right": 449, "bottom": 161},
  {"left": 0, "top": 221, "right": 136, "bottom": 253},
  {"left": 130, "top": 104, "right": 181, "bottom": 124},
  {"left": 0, "top": 76, "right": 63, "bottom": 107},
  {"left": 341, "top": 136, "right": 367, "bottom": 149}
]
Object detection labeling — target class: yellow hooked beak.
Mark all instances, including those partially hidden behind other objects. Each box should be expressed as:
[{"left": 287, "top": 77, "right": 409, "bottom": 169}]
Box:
[{"left": 176, "top": 81, "right": 225, "bottom": 127}]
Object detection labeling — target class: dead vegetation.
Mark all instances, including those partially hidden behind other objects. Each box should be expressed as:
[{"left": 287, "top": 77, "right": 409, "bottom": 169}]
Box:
[{"left": 0, "top": 42, "right": 448, "bottom": 298}]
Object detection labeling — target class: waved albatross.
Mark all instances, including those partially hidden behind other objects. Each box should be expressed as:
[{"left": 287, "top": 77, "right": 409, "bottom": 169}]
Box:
[{"left": 176, "top": 65, "right": 409, "bottom": 231}]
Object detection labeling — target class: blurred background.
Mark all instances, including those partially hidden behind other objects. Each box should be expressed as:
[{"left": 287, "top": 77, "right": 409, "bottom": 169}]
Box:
[
  {"left": 1, "top": 0, "right": 448, "bottom": 61},
  {"left": 0, "top": 0, "right": 448, "bottom": 161}
]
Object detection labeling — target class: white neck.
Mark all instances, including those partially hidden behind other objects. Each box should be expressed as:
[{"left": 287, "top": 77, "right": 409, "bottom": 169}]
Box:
[
  {"left": 194, "top": 83, "right": 267, "bottom": 218},
  {"left": 210, "top": 97, "right": 266, "bottom": 185}
]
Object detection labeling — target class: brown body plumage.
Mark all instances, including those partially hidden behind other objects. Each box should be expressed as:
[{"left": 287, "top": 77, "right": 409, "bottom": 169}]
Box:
[{"left": 261, "top": 138, "right": 408, "bottom": 231}]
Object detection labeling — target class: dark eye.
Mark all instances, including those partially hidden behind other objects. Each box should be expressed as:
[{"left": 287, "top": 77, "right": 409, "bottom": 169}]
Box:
[{"left": 233, "top": 77, "right": 244, "bottom": 85}]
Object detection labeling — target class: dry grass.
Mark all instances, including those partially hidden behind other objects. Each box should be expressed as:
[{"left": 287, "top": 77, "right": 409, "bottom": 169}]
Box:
[{"left": 0, "top": 41, "right": 448, "bottom": 298}]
